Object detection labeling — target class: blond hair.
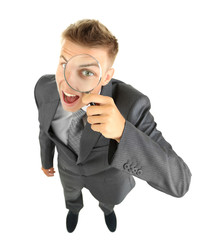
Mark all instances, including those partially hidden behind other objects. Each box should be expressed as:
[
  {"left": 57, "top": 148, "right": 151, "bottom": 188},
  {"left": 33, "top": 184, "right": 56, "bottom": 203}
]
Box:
[{"left": 61, "top": 19, "right": 119, "bottom": 63}]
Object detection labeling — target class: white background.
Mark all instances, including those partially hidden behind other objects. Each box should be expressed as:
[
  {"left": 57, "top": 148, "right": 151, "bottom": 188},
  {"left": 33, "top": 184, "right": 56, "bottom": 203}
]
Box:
[{"left": 0, "top": 0, "right": 198, "bottom": 239}]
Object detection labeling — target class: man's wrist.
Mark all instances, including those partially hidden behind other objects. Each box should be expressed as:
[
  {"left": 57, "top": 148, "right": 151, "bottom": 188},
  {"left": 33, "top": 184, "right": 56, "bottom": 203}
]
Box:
[{"left": 114, "top": 119, "right": 126, "bottom": 143}]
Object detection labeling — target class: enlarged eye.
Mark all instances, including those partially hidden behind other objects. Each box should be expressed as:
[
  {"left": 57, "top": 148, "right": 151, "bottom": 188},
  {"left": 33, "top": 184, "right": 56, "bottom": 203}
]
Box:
[{"left": 81, "top": 70, "right": 94, "bottom": 77}]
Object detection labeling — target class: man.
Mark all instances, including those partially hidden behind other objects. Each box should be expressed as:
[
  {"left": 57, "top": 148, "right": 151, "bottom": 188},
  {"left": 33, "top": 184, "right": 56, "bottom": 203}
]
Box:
[{"left": 34, "top": 19, "right": 191, "bottom": 233}]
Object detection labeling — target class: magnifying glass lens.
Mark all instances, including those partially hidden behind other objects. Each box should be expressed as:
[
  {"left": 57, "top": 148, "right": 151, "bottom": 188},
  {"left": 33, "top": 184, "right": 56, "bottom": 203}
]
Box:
[{"left": 64, "top": 54, "right": 102, "bottom": 93}]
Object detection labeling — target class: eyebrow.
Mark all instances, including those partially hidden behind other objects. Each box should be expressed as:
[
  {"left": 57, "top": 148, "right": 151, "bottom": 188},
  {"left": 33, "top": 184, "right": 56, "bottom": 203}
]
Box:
[
  {"left": 60, "top": 55, "right": 99, "bottom": 68},
  {"left": 60, "top": 55, "right": 68, "bottom": 62},
  {"left": 79, "top": 63, "right": 99, "bottom": 68}
]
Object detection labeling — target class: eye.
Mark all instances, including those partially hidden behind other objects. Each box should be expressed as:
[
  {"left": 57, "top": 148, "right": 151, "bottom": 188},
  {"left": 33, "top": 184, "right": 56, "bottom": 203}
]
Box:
[
  {"left": 81, "top": 70, "right": 94, "bottom": 77},
  {"left": 62, "top": 63, "right": 66, "bottom": 68}
]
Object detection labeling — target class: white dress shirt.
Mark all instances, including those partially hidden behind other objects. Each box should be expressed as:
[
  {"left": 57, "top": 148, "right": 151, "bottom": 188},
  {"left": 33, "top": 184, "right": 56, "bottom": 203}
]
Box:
[{"left": 51, "top": 102, "right": 89, "bottom": 145}]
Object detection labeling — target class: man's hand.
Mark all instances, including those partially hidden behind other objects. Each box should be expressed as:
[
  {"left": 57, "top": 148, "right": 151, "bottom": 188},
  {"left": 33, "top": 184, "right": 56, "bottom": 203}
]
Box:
[
  {"left": 41, "top": 167, "right": 55, "bottom": 177},
  {"left": 82, "top": 93, "right": 125, "bottom": 142}
]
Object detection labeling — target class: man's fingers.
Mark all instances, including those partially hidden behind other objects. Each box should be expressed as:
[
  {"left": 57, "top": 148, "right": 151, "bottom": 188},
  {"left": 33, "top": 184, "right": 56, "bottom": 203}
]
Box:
[
  {"left": 87, "top": 115, "right": 108, "bottom": 124},
  {"left": 82, "top": 93, "right": 113, "bottom": 106},
  {"left": 87, "top": 105, "right": 103, "bottom": 116},
  {"left": 48, "top": 173, "right": 54, "bottom": 177},
  {"left": 87, "top": 105, "right": 113, "bottom": 116},
  {"left": 49, "top": 168, "right": 55, "bottom": 173},
  {"left": 48, "top": 168, "right": 55, "bottom": 176},
  {"left": 46, "top": 171, "right": 54, "bottom": 177},
  {"left": 90, "top": 123, "right": 106, "bottom": 133},
  {"left": 42, "top": 167, "right": 55, "bottom": 177}
]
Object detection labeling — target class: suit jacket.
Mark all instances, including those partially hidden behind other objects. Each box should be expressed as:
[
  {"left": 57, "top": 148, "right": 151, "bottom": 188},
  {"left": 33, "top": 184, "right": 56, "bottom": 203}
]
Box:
[{"left": 34, "top": 74, "right": 191, "bottom": 198}]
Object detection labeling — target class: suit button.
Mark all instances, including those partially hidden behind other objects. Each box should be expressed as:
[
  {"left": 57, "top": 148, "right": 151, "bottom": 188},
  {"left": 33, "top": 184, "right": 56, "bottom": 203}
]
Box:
[
  {"left": 129, "top": 167, "right": 133, "bottom": 173},
  {"left": 123, "top": 163, "right": 130, "bottom": 170},
  {"left": 137, "top": 169, "right": 143, "bottom": 175},
  {"left": 133, "top": 167, "right": 138, "bottom": 174}
]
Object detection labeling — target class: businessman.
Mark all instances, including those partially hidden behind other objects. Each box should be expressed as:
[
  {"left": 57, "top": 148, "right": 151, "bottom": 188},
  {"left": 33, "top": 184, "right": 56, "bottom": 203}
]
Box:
[{"left": 34, "top": 19, "right": 191, "bottom": 233}]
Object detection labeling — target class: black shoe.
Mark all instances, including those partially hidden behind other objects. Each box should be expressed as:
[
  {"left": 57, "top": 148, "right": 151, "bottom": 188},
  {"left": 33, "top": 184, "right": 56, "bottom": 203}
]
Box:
[
  {"left": 66, "top": 211, "right": 79, "bottom": 233},
  {"left": 104, "top": 211, "right": 117, "bottom": 232}
]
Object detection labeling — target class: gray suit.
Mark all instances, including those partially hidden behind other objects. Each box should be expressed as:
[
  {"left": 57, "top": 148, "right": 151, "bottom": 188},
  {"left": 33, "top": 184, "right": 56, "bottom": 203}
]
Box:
[{"left": 34, "top": 75, "right": 191, "bottom": 213}]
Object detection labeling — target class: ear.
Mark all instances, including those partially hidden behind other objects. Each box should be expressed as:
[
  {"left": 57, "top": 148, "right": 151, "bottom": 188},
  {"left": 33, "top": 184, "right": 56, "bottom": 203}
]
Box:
[{"left": 101, "top": 68, "right": 115, "bottom": 86}]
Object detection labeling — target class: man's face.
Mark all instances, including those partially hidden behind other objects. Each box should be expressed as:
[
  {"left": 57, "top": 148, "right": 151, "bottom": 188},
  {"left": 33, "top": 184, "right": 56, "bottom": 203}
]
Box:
[{"left": 56, "top": 38, "right": 114, "bottom": 112}]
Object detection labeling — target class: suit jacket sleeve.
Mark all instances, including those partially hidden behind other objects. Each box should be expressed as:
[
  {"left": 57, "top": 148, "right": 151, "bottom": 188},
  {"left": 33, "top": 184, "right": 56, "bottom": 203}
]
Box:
[
  {"left": 109, "top": 95, "right": 192, "bottom": 197},
  {"left": 34, "top": 77, "right": 55, "bottom": 169},
  {"left": 38, "top": 128, "right": 55, "bottom": 169}
]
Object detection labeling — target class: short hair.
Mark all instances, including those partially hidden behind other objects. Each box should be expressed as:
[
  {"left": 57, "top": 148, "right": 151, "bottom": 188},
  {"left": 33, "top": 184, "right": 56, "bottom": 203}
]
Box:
[{"left": 61, "top": 19, "right": 119, "bottom": 64}]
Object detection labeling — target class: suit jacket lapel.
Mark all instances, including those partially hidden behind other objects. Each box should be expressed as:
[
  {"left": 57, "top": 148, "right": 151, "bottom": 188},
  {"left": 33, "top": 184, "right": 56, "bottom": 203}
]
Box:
[
  {"left": 77, "top": 81, "right": 113, "bottom": 164},
  {"left": 42, "top": 100, "right": 60, "bottom": 133}
]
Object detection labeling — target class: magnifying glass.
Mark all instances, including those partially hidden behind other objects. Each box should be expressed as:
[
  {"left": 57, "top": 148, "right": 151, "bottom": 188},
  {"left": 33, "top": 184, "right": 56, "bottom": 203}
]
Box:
[{"left": 63, "top": 54, "right": 102, "bottom": 105}]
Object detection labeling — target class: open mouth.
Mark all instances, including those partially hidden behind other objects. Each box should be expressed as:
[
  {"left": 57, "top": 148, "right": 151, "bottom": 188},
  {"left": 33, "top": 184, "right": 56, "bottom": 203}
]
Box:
[{"left": 62, "top": 91, "right": 80, "bottom": 104}]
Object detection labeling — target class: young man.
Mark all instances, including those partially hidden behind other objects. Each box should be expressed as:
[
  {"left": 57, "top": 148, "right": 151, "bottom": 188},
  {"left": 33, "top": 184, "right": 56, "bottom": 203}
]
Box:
[{"left": 34, "top": 19, "right": 191, "bottom": 233}]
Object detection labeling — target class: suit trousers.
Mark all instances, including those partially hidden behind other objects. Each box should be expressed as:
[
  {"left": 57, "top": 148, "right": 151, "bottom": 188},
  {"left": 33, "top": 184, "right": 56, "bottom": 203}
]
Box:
[
  {"left": 58, "top": 164, "right": 116, "bottom": 215},
  {"left": 58, "top": 161, "right": 135, "bottom": 215}
]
